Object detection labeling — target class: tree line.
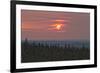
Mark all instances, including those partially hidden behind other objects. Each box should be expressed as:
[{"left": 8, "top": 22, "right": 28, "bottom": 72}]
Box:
[{"left": 21, "top": 38, "right": 90, "bottom": 63}]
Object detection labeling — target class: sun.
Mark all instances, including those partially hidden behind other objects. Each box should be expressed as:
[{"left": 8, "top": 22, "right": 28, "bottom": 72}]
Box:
[
  {"left": 48, "top": 20, "right": 65, "bottom": 31},
  {"left": 50, "top": 23, "right": 63, "bottom": 31},
  {"left": 55, "top": 24, "right": 62, "bottom": 30}
]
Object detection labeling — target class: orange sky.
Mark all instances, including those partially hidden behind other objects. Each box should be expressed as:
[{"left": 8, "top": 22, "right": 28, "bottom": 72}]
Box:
[{"left": 21, "top": 10, "right": 90, "bottom": 40}]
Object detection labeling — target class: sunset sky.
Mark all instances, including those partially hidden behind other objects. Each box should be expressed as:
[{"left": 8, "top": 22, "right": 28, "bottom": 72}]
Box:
[{"left": 21, "top": 10, "right": 90, "bottom": 40}]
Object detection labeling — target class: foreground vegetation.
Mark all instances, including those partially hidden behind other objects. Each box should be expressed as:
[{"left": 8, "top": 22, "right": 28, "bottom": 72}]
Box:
[{"left": 21, "top": 39, "right": 90, "bottom": 63}]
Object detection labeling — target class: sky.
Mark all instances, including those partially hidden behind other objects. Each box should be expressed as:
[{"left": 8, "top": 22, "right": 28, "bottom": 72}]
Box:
[{"left": 21, "top": 10, "right": 90, "bottom": 40}]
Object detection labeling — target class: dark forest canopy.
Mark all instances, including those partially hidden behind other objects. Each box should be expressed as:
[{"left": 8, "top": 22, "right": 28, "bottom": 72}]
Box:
[{"left": 21, "top": 38, "right": 90, "bottom": 63}]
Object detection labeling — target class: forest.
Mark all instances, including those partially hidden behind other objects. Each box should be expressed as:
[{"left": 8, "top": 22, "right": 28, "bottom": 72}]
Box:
[{"left": 21, "top": 39, "right": 90, "bottom": 63}]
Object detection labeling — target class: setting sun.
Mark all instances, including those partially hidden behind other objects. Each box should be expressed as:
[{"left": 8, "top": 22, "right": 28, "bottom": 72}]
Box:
[
  {"left": 47, "top": 19, "right": 65, "bottom": 31},
  {"left": 56, "top": 24, "right": 62, "bottom": 30},
  {"left": 48, "top": 23, "right": 64, "bottom": 31}
]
